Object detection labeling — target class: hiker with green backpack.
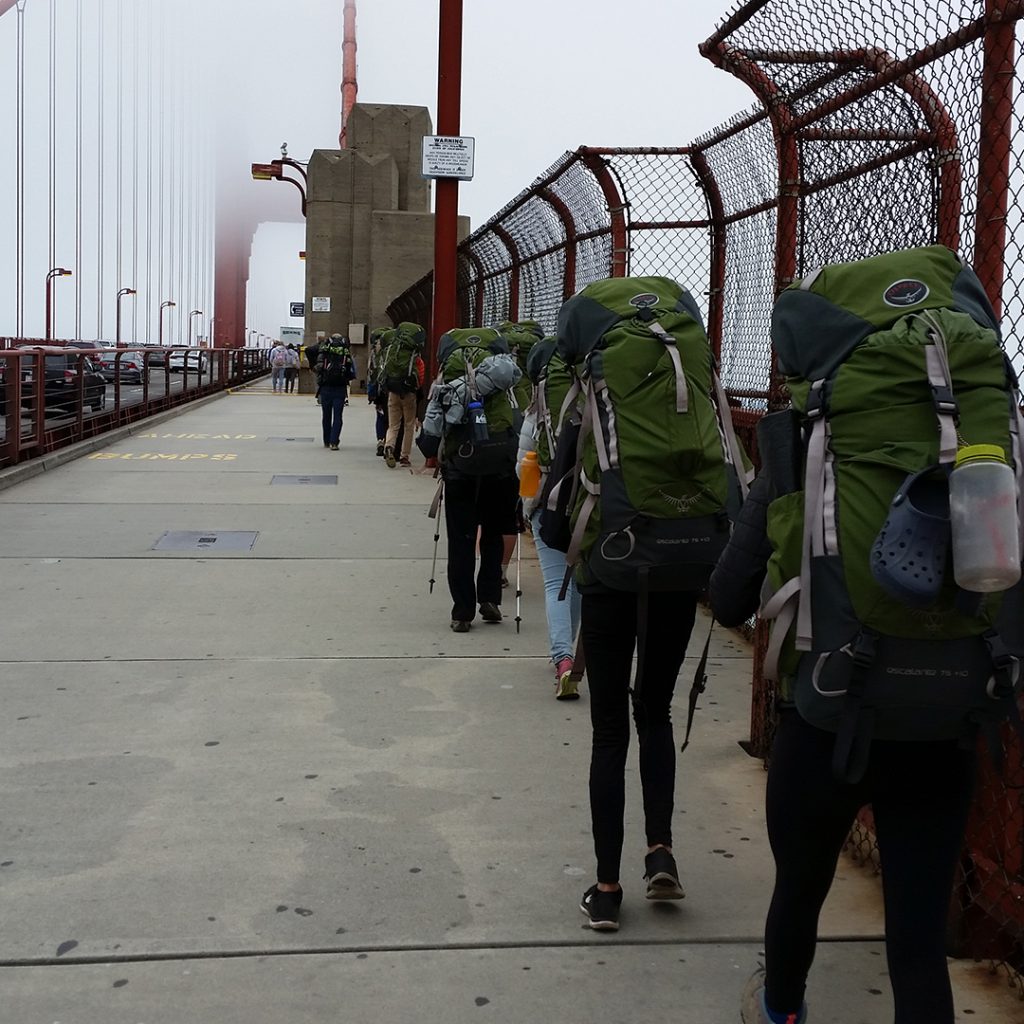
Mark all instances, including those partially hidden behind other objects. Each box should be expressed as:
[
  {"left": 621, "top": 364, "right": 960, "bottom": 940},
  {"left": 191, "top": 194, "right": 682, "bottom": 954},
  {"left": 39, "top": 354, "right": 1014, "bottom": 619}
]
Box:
[
  {"left": 498, "top": 320, "right": 545, "bottom": 584},
  {"left": 515, "top": 336, "right": 583, "bottom": 699},
  {"left": 418, "top": 327, "right": 523, "bottom": 632},
  {"left": 380, "top": 321, "right": 427, "bottom": 468},
  {"left": 367, "top": 327, "right": 391, "bottom": 457},
  {"left": 709, "top": 245, "right": 1024, "bottom": 1024},
  {"left": 315, "top": 333, "right": 357, "bottom": 450},
  {"left": 541, "top": 277, "right": 750, "bottom": 931}
]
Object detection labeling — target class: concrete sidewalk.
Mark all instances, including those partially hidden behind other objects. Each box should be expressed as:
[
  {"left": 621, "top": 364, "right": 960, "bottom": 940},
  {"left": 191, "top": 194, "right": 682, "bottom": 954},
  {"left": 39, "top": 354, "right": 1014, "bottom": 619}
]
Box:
[{"left": 0, "top": 388, "right": 1014, "bottom": 1023}]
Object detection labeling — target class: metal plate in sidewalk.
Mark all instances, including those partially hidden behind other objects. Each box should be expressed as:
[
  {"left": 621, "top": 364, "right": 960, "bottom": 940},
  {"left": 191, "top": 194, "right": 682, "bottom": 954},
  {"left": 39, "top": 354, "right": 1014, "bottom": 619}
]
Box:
[
  {"left": 271, "top": 475, "right": 338, "bottom": 485},
  {"left": 267, "top": 437, "right": 315, "bottom": 442},
  {"left": 152, "top": 531, "right": 259, "bottom": 551}
]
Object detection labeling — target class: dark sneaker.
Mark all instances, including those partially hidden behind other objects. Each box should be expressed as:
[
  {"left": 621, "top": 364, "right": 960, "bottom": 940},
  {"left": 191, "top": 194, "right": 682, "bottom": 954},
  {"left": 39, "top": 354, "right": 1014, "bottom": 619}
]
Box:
[
  {"left": 376, "top": 441, "right": 385, "bottom": 457},
  {"left": 479, "top": 602, "right": 502, "bottom": 623},
  {"left": 644, "top": 847, "right": 685, "bottom": 900},
  {"left": 450, "top": 620, "right": 471, "bottom": 633},
  {"left": 399, "top": 456, "right": 411, "bottom": 468},
  {"left": 385, "top": 446, "right": 397, "bottom": 468},
  {"left": 330, "top": 443, "right": 339, "bottom": 451},
  {"left": 579, "top": 884, "right": 621, "bottom": 931}
]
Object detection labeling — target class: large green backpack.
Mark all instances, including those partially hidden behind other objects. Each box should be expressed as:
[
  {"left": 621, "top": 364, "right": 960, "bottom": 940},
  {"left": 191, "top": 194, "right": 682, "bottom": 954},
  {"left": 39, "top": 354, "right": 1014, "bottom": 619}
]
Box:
[
  {"left": 378, "top": 321, "right": 425, "bottom": 394},
  {"left": 436, "top": 327, "right": 520, "bottom": 476},
  {"left": 525, "top": 337, "right": 579, "bottom": 470},
  {"left": 548, "top": 276, "right": 749, "bottom": 593},
  {"left": 762, "top": 244, "right": 1024, "bottom": 780},
  {"left": 499, "top": 320, "right": 544, "bottom": 410}
]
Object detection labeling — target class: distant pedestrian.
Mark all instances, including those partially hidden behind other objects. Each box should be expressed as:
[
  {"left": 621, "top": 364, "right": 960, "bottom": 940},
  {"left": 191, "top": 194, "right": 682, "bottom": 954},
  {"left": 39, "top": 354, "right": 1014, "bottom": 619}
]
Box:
[
  {"left": 367, "top": 327, "right": 391, "bottom": 457},
  {"left": 269, "top": 340, "right": 288, "bottom": 393},
  {"left": 284, "top": 344, "right": 300, "bottom": 393},
  {"left": 315, "top": 334, "right": 356, "bottom": 450}
]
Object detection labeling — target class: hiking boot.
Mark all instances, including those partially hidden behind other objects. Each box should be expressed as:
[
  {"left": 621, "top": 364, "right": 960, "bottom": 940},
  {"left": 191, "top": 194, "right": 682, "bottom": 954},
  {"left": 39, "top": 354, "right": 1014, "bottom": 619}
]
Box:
[
  {"left": 376, "top": 441, "right": 385, "bottom": 457},
  {"left": 384, "top": 446, "right": 397, "bottom": 468},
  {"left": 555, "top": 657, "right": 579, "bottom": 701},
  {"left": 644, "top": 847, "right": 684, "bottom": 900},
  {"left": 740, "top": 968, "right": 807, "bottom": 1024},
  {"left": 479, "top": 602, "right": 502, "bottom": 623},
  {"left": 450, "top": 620, "right": 471, "bottom": 633},
  {"left": 399, "top": 456, "right": 411, "bottom": 468},
  {"left": 579, "top": 884, "right": 621, "bottom": 931}
]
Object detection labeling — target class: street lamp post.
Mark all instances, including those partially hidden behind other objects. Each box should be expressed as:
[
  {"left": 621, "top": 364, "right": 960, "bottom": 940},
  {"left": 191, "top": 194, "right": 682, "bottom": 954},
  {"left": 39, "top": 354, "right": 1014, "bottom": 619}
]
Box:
[
  {"left": 188, "top": 309, "right": 203, "bottom": 348},
  {"left": 116, "top": 287, "right": 136, "bottom": 347},
  {"left": 158, "top": 300, "right": 176, "bottom": 347},
  {"left": 45, "top": 267, "right": 73, "bottom": 341}
]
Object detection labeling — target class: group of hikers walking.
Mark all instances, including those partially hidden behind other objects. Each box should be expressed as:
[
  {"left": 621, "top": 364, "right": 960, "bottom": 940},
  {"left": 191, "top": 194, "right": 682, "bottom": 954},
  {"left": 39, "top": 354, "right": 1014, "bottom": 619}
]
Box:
[{"left": 301, "top": 243, "right": 1023, "bottom": 1024}]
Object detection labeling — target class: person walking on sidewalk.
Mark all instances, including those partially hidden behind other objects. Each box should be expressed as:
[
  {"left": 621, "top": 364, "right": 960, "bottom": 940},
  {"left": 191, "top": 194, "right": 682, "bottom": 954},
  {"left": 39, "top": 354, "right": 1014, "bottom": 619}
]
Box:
[
  {"left": 315, "top": 334, "right": 356, "bottom": 450},
  {"left": 269, "top": 339, "right": 288, "bottom": 393},
  {"left": 516, "top": 337, "right": 582, "bottom": 699},
  {"left": 283, "top": 343, "right": 300, "bottom": 393},
  {"left": 547, "top": 277, "right": 747, "bottom": 933},
  {"left": 381, "top": 322, "right": 427, "bottom": 469},
  {"left": 367, "top": 327, "right": 391, "bottom": 457},
  {"left": 418, "top": 328, "right": 522, "bottom": 633},
  {"left": 710, "top": 246, "right": 1023, "bottom": 1024}
]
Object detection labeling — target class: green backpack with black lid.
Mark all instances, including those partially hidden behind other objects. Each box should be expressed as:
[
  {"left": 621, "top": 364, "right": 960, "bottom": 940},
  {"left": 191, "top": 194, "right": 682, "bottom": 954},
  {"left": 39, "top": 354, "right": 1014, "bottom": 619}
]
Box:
[
  {"left": 525, "top": 337, "right": 580, "bottom": 471},
  {"left": 546, "top": 276, "right": 750, "bottom": 593},
  {"left": 761, "top": 244, "right": 1024, "bottom": 781},
  {"left": 378, "top": 321, "right": 425, "bottom": 394},
  {"left": 499, "top": 319, "right": 545, "bottom": 411}
]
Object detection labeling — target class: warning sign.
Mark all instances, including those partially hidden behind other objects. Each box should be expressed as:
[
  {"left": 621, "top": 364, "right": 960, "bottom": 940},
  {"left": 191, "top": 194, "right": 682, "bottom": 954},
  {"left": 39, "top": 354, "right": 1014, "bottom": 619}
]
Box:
[{"left": 422, "top": 135, "right": 475, "bottom": 181}]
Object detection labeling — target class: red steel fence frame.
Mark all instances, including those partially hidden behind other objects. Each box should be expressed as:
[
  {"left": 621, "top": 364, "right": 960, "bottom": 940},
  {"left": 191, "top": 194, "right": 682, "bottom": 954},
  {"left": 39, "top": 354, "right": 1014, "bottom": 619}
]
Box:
[{"left": 389, "top": 0, "right": 1024, "bottom": 984}]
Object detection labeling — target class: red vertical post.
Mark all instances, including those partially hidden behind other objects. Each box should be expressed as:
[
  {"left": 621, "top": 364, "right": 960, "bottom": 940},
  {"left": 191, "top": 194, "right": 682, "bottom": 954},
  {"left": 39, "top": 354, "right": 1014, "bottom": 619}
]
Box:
[
  {"left": 974, "top": 0, "right": 1017, "bottom": 318},
  {"left": 430, "top": 0, "right": 463, "bottom": 378},
  {"left": 339, "top": 0, "right": 358, "bottom": 148}
]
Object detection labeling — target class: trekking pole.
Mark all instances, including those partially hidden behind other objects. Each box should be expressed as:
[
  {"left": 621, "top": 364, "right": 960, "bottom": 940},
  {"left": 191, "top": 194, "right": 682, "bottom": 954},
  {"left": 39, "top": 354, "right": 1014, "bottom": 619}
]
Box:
[
  {"left": 514, "top": 528, "right": 523, "bottom": 634},
  {"left": 428, "top": 480, "right": 444, "bottom": 593}
]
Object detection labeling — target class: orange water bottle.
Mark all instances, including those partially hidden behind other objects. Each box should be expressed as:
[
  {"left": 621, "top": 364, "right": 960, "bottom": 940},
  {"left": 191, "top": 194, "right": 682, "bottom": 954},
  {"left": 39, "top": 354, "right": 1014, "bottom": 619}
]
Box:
[{"left": 519, "top": 451, "right": 541, "bottom": 498}]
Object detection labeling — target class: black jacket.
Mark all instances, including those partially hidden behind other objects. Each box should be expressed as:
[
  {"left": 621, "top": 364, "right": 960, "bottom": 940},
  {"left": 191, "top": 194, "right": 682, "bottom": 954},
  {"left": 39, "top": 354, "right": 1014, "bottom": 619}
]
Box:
[{"left": 708, "top": 464, "right": 774, "bottom": 627}]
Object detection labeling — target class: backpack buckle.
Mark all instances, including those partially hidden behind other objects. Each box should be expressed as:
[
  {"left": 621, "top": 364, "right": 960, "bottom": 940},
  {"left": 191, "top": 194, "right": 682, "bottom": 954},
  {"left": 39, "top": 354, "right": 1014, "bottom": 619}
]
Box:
[
  {"left": 851, "top": 630, "right": 877, "bottom": 668},
  {"left": 804, "top": 385, "right": 826, "bottom": 420},
  {"left": 930, "top": 383, "right": 960, "bottom": 421}
]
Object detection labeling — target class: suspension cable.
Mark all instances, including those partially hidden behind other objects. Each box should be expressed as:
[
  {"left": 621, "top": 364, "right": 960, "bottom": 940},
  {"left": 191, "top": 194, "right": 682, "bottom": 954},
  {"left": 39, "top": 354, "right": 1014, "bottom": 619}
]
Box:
[
  {"left": 15, "top": 0, "right": 26, "bottom": 337},
  {"left": 96, "top": 0, "right": 105, "bottom": 340},
  {"left": 132, "top": 0, "right": 139, "bottom": 341},
  {"left": 49, "top": 0, "right": 56, "bottom": 277},
  {"left": 75, "top": 0, "right": 83, "bottom": 339},
  {"left": 145, "top": 0, "right": 153, "bottom": 343},
  {"left": 115, "top": 0, "right": 123, "bottom": 304}
]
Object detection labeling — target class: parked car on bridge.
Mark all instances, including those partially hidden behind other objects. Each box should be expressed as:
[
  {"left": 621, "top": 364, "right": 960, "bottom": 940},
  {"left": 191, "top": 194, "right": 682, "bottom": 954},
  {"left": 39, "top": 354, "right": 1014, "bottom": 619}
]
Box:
[
  {"left": 97, "top": 350, "right": 152, "bottom": 384},
  {"left": 167, "top": 349, "right": 209, "bottom": 373}
]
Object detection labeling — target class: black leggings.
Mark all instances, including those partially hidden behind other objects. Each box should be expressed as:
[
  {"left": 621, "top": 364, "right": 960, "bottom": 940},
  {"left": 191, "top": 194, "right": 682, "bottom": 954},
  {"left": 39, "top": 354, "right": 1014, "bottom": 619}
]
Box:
[
  {"left": 764, "top": 708, "right": 976, "bottom": 1024},
  {"left": 581, "top": 589, "right": 698, "bottom": 883}
]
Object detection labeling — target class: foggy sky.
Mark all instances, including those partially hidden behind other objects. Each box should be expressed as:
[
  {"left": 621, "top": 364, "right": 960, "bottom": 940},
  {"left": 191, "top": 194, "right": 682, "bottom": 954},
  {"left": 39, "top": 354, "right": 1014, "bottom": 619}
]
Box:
[{"left": 0, "top": 0, "right": 753, "bottom": 343}]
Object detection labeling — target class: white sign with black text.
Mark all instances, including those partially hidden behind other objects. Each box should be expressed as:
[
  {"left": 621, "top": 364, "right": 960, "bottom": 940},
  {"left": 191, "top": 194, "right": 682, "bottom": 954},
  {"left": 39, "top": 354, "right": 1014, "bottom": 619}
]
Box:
[
  {"left": 311, "top": 296, "right": 331, "bottom": 313},
  {"left": 422, "top": 135, "right": 475, "bottom": 181}
]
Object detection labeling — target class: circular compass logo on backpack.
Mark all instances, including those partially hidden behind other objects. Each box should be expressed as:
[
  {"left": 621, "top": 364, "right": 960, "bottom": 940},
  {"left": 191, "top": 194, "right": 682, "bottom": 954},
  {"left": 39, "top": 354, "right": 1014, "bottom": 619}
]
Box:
[
  {"left": 629, "top": 292, "right": 660, "bottom": 309},
  {"left": 882, "top": 279, "right": 930, "bottom": 307}
]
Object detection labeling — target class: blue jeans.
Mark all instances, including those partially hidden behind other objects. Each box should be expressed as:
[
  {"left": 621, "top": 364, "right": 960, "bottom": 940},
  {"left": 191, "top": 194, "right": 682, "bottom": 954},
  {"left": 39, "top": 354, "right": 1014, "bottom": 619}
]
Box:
[
  {"left": 530, "top": 507, "right": 581, "bottom": 664},
  {"left": 271, "top": 366, "right": 286, "bottom": 391},
  {"left": 320, "top": 386, "right": 347, "bottom": 445}
]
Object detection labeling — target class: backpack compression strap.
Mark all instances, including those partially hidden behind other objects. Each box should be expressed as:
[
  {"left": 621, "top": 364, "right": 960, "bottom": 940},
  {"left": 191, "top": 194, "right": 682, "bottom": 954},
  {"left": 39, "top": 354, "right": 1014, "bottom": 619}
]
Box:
[{"left": 796, "top": 380, "right": 838, "bottom": 650}]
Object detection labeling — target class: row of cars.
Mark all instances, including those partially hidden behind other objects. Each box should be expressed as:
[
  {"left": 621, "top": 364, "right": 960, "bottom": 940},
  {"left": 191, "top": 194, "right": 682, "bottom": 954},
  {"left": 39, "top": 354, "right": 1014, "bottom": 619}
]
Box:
[{"left": 0, "top": 344, "right": 211, "bottom": 418}]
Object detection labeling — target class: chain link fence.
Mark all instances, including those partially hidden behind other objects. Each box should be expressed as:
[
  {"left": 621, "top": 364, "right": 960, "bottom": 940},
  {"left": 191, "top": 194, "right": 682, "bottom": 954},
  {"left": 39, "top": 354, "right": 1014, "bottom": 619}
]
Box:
[{"left": 389, "top": 0, "right": 1024, "bottom": 988}]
